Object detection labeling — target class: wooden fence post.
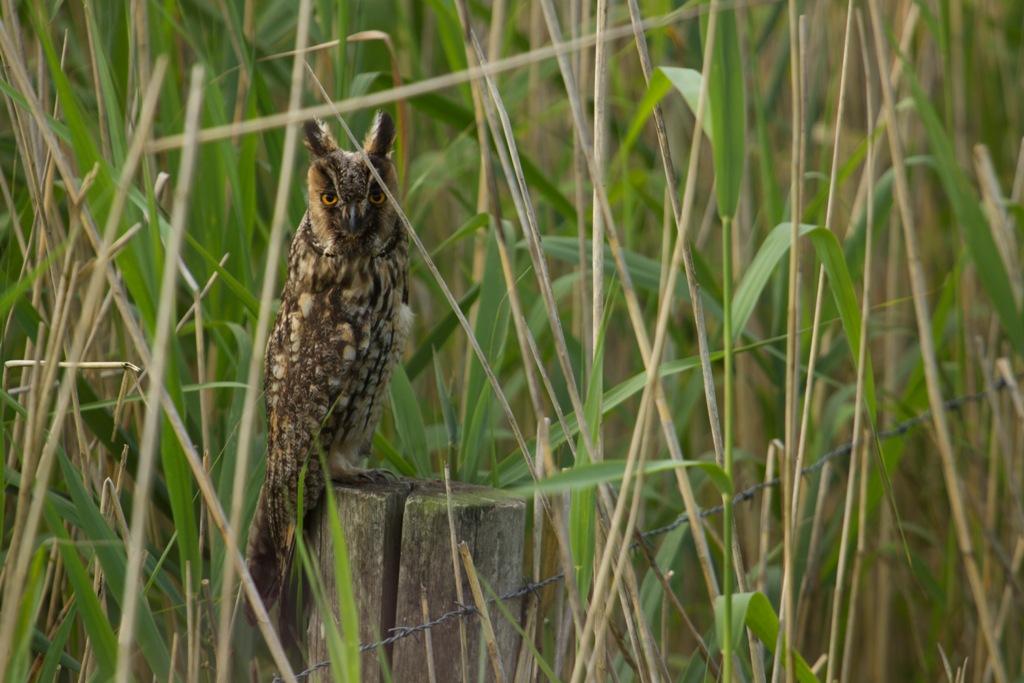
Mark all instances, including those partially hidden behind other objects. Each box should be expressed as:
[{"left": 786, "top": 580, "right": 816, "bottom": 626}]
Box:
[{"left": 308, "top": 479, "right": 526, "bottom": 682}]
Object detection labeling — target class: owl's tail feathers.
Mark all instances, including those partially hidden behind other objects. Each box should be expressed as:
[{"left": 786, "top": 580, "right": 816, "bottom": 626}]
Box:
[{"left": 242, "top": 489, "right": 292, "bottom": 626}]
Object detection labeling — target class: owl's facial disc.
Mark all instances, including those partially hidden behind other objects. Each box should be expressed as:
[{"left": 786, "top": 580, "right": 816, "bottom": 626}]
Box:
[{"left": 305, "top": 133, "right": 399, "bottom": 257}]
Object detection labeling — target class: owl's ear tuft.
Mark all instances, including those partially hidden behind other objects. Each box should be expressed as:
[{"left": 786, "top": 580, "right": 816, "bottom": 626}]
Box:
[
  {"left": 303, "top": 119, "right": 337, "bottom": 157},
  {"left": 363, "top": 111, "right": 396, "bottom": 157}
]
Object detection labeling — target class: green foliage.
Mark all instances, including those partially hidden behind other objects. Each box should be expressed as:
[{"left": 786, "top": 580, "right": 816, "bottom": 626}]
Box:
[
  {"left": 2, "top": 0, "right": 1022, "bottom": 680},
  {"left": 518, "top": 459, "right": 730, "bottom": 497},
  {"left": 703, "top": 4, "right": 746, "bottom": 220},
  {"left": 714, "top": 592, "right": 819, "bottom": 683}
]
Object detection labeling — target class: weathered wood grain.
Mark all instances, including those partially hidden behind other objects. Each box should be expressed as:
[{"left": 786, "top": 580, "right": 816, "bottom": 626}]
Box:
[{"left": 308, "top": 479, "right": 525, "bottom": 683}]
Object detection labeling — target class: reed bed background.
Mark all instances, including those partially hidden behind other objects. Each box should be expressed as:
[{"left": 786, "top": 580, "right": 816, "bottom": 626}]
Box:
[{"left": 1, "top": 0, "right": 1022, "bottom": 681}]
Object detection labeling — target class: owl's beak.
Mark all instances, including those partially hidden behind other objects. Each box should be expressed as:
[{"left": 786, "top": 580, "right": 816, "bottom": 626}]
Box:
[{"left": 343, "top": 205, "right": 366, "bottom": 234}]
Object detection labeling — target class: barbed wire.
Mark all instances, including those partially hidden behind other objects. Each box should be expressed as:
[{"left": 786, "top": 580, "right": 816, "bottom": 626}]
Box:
[
  {"left": 638, "top": 377, "right": 1004, "bottom": 540},
  {"left": 275, "top": 375, "right": 1011, "bottom": 682}
]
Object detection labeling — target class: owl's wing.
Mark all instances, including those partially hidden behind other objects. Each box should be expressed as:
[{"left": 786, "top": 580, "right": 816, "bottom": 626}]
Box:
[
  {"left": 246, "top": 295, "right": 364, "bottom": 623},
  {"left": 263, "top": 293, "right": 371, "bottom": 504}
]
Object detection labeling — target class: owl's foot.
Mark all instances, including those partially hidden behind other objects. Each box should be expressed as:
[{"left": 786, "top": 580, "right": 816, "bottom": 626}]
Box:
[
  {"left": 331, "top": 466, "right": 396, "bottom": 485},
  {"left": 356, "top": 467, "right": 397, "bottom": 483}
]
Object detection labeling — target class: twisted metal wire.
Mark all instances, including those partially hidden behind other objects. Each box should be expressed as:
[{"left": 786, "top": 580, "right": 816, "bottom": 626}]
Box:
[{"left": 275, "top": 377, "right": 1007, "bottom": 682}]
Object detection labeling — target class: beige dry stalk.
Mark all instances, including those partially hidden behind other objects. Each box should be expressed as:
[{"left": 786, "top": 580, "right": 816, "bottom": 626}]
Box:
[
  {"left": 838, "top": 14, "right": 881, "bottom": 680},
  {"left": 779, "top": 3, "right": 806, "bottom": 681},
  {"left": 0, "top": 35, "right": 167, "bottom": 670},
  {"left": 459, "top": 542, "right": 507, "bottom": 683},
  {"left": 114, "top": 64, "right": 204, "bottom": 683},
  {"left": 420, "top": 585, "right": 439, "bottom": 683},
  {"left": 868, "top": 0, "right": 1007, "bottom": 680},
  {"left": 443, "top": 466, "right": 471, "bottom": 683},
  {"left": 215, "top": 2, "right": 313, "bottom": 679}
]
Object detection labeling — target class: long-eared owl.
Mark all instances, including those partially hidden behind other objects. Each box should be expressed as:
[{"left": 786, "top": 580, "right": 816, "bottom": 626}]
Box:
[{"left": 244, "top": 111, "right": 411, "bottom": 624}]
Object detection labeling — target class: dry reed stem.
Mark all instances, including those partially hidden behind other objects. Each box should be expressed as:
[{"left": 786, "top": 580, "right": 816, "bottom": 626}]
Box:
[
  {"left": 115, "top": 63, "right": 204, "bottom": 683},
  {"left": 779, "top": 1, "right": 806, "bottom": 679},
  {"left": 452, "top": 0, "right": 495, "bottom": 378},
  {"left": 820, "top": 3, "right": 869, "bottom": 677},
  {"left": 868, "top": 0, "right": 1007, "bottom": 680},
  {"left": 320, "top": 78, "right": 536, "bottom": 479},
  {"left": 167, "top": 632, "right": 178, "bottom": 683},
  {"left": 185, "top": 561, "right": 197, "bottom": 683},
  {"left": 443, "top": 465, "right": 471, "bottom": 683},
  {"left": 40, "top": 541, "right": 61, "bottom": 639},
  {"left": 458, "top": 34, "right": 568, "bottom": 467},
  {"left": 622, "top": 557, "right": 670, "bottom": 683},
  {"left": 756, "top": 443, "right": 778, "bottom": 598},
  {"left": 770, "top": 437, "right": 789, "bottom": 683},
  {"left": 977, "top": 343, "right": 1024, "bottom": 532},
  {"left": 974, "top": 145, "right": 1023, "bottom": 304},
  {"left": 468, "top": 32, "right": 600, "bottom": 469},
  {"left": 796, "top": 7, "right": 919, "bottom": 644},
  {"left": 520, "top": 470, "right": 545, "bottom": 681},
  {"left": 0, "top": 42, "right": 167, "bottom": 672},
  {"left": 839, "top": 22, "right": 880, "bottom": 678},
  {"left": 535, "top": 418, "right": 587, "bottom": 644},
  {"left": 0, "top": 17, "right": 78, "bottom": 203},
  {"left": 605, "top": 0, "right": 744, "bottom": 659},
  {"left": 462, "top": 46, "right": 599, "bottom": 663},
  {"left": 612, "top": 578, "right": 648, "bottom": 682},
  {"left": 582, "top": 407, "right": 659, "bottom": 678},
  {"left": 629, "top": 411, "right": 675, "bottom": 681},
  {"left": 843, "top": 417, "right": 876, "bottom": 679},
  {"left": 588, "top": 0, "right": 607, "bottom": 461},
  {"left": 450, "top": 8, "right": 548, "bottom": 440},
  {"left": 835, "top": 438, "right": 868, "bottom": 679},
  {"left": 146, "top": 6, "right": 706, "bottom": 154},
  {"left": 421, "top": 585, "right": 439, "bottom": 683},
  {"left": 986, "top": 539, "right": 1024, "bottom": 682},
  {"left": 192, "top": 292, "right": 211, "bottom": 480},
  {"left": 214, "top": 3, "right": 314, "bottom": 678},
  {"left": 467, "top": 8, "right": 661, "bottom": 676},
  {"left": 462, "top": 31, "right": 642, "bottom": 667},
  {"left": 541, "top": 452, "right": 579, "bottom": 675},
  {"left": 976, "top": 341, "right": 1003, "bottom": 683},
  {"left": 622, "top": 4, "right": 755, "bottom": 641},
  {"left": 633, "top": 536, "right": 719, "bottom": 677},
  {"left": 995, "top": 360, "right": 1024, "bottom": 421},
  {"left": 102, "top": 479, "right": 130, "bottom": 549},
  {"left": 459, "top": 542, "right": 507, "bottom": 683},
  {"left": 513, "top": 583, "right": 539, "bottom": 683},
  {"left": 175, "top": 252, "right": 227, "bottom": 333},
  {"left": 791, "top": 0, "right": 857, "bottom": 574},
  {"left": 569, "top": 7, "right": 592, "bottom": 383}
]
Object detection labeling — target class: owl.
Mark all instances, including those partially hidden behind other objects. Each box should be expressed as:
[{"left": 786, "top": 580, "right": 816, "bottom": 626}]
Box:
[{"left": 243, "top": 111, "right": 412, "bottom": 625}]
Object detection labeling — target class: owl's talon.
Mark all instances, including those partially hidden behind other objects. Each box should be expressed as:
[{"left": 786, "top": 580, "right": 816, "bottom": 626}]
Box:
[
  {"left": 358, "top": 467, "right": 397, "bottom": 483},
  {"left": 330, "top": 466, "right": 396, "bottom": 485}
]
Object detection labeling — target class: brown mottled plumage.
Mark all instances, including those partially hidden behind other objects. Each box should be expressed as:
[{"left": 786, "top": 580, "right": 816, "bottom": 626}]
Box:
[{"left": 244, "top": 112, "right": 411, "bottom": 625}]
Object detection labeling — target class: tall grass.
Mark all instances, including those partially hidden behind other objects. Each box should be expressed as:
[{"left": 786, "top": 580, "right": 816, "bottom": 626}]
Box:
[{"left": 2, "top": 0, "right": 1023, "bottom": 681}]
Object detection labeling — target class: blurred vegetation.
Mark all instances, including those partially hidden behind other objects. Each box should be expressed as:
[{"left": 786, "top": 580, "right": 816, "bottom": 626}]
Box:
[{"left": 1, "top": 0, "right": 1022, "bottom": 681}]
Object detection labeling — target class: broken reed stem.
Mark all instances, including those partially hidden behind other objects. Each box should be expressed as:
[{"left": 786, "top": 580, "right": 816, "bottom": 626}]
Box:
[
  {"left": 459, "top": 543, "right": 506, "bottom": 683},
  {"left": 420, "top": 586, "right": 438, "bottom": 683},
  {"left": 443, "top": 467, "right": 471, "bottom": 683}
]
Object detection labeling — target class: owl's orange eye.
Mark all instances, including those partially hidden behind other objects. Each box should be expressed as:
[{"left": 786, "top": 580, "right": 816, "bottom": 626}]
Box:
[
  {"left": 368, "top": 190, "right": 386, "bottom": 205},
  {"left": 321, "top": 192, "right": 338, "bottom": 206}
]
